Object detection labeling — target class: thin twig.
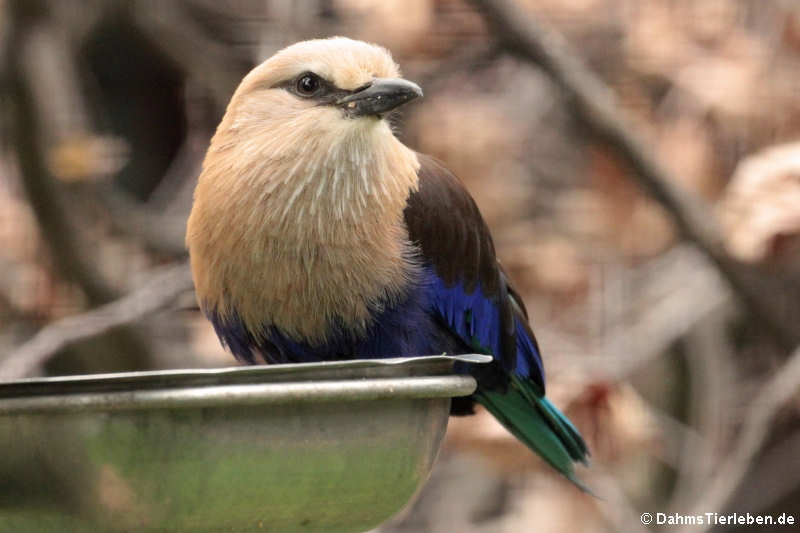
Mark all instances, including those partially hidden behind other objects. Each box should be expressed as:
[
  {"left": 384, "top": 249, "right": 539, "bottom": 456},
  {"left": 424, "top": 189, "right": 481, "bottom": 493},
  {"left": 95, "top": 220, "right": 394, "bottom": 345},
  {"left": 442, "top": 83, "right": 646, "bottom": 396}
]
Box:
[
  {"left": 467, "top": 0, "right": 798, "bottom": 350},
  {"left": 133, "top": 2, "right": 247, "bottom": 112},
  {"left": 413, "top": 43, "right": 503, "bottom": 94},
  {"left": 668, "top": 312, "right": 736, "bottom": 515},
  {"left": 591, "top": 469, "right": 652, "bottom": 533},
  {"left": 728, "top": 429, "right": 800, "bottom": 515},
  {"left": 0, "top": 262, "right": 194, "bottom": 381},
  {"left": 544, "top": 246, "right": 731, "bottom": 388},
  {"left": 94, "top": 184, "right": 189, "bottom": 257},
  {"left": 676, "top": 344, "right": 800, "bottom": 533}
]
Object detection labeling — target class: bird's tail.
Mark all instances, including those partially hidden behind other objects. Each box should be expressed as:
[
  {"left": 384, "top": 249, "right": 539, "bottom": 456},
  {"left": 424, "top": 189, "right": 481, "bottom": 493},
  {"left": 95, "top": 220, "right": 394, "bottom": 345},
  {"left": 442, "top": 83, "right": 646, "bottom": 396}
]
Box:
[{"left": 475, "top": 374, "right": 590, "bottom": 491}]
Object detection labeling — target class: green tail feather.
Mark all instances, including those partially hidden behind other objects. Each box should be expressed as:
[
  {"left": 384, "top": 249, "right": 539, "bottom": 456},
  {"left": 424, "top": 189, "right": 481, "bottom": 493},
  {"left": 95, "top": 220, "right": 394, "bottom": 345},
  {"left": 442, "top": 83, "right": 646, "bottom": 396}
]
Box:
[{"left": 475, "top": 376, "right": 591, "bottom": 491}]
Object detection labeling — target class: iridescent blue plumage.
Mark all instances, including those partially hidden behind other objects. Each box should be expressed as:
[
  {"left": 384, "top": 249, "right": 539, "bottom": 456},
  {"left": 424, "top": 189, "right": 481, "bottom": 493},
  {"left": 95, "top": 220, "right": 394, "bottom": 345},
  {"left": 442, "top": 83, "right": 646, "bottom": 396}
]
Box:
[
  {"left": 210, "top": 266, "right": 541, "bottom": 381},
  {"left": 210, "top": 268, "right": 465, "bottom": 362},
  {"left": 209, "top": 267, "right": 458, "bottom": 364},
  {"left": 428, "top": 275, "right": 545, "bottom": 387}
]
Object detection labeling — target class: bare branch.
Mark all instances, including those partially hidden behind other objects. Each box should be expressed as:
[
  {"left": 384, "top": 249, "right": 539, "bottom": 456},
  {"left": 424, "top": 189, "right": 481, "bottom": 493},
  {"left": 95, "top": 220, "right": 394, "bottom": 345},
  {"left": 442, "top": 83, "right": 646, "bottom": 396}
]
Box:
[
  {"left": 467, "top": 0, "right": 799, "bottom": 350},
  {"left": 94, "top": 184, "right": 189, "bottom": 258},
  {"left": 0, "top": 262, "right": 194, "bottom": 381},
  {"left": 591, "top": 469, "right": 653, "bottom": 533},
  {"left": 544, "top": 246, "right": 732, "bottom": 387},
  {"left": 676, "top": 344, "right": 800, "bottom": 532},
  {"left": 729, "top": 430, "right": 800, "bottom": 515},
  {"left": 5, "top": 0, "right": 117, "bottom": 304},
  {"left": 668, "top": 312, "right": 737, "bottom": 515}
]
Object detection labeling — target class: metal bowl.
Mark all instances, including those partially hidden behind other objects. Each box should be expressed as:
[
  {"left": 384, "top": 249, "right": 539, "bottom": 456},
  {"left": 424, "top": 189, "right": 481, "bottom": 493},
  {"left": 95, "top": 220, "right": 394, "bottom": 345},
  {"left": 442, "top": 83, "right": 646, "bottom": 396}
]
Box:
[{"left": 0, "top": 354, "right": 489, "bottom": 532}]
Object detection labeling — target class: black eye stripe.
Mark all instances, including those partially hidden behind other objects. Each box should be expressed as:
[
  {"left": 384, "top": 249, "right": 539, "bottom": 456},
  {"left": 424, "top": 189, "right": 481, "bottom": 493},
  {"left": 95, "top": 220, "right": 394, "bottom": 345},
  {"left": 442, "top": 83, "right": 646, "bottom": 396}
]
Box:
[{"left": 275, "top": 72, "right": 357, "bottom": 105}]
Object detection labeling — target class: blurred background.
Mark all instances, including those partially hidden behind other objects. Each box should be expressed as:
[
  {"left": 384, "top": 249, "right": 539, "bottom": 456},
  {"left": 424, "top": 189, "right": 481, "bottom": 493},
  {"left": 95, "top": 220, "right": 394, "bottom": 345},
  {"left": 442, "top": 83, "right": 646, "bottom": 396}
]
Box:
[{"left": 2, "top": 0, "right": 800, "bottom": 531}]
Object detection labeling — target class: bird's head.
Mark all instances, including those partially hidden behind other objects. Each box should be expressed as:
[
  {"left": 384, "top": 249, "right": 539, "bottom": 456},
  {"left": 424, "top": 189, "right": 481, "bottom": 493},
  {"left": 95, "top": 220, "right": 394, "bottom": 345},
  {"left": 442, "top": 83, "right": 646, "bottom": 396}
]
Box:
[
  {"left": 195, "top": 37, "right": 423, "bottom": 225},
  {"left": 188, "top": 38, "right": 423, "bottom": 335},
  {"left": 206, "top": 37, "right": 421, "bottom": 171}
]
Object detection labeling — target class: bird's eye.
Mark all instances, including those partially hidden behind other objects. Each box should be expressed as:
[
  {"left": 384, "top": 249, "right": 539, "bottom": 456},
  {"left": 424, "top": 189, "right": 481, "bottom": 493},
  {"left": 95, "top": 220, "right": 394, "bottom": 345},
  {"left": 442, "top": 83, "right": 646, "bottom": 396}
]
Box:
[{"left": 296, "top": 74, "right": 321, "bottom": 96}]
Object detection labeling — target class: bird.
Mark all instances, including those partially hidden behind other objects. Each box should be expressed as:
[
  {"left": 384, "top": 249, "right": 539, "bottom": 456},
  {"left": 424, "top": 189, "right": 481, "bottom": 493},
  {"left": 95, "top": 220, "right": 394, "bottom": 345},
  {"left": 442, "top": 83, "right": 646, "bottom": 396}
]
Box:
[{"left": 186, "top": 37, "right": 589, "bottom": 487}]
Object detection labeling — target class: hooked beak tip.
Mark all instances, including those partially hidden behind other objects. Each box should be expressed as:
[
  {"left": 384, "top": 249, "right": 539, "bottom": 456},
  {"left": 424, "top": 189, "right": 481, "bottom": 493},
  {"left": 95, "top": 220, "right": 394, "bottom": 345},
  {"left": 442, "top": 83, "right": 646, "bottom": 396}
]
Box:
[{"left": 337, "top": 78, "right": 422, "bottom": 117}]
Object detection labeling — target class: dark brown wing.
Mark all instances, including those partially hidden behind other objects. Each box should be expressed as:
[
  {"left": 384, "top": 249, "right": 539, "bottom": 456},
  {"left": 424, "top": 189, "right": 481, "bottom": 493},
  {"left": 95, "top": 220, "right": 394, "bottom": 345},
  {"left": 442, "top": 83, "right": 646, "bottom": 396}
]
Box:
[{"left": 404, "top": 154, "right": 545, "bottom": 387}]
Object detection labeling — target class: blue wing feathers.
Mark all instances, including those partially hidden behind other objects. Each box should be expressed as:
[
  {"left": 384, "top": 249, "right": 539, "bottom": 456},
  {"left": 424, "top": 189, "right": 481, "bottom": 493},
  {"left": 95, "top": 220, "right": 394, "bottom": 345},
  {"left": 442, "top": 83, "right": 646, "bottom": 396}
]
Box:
[
  {"left": 427, "top": 269, "right": 545, "bottom": 388},
  {"left": 514, "top": 316, "right": 545, "bottom": 385},
  {"left": 429, "top": 274, "right": 500, "bottom": 356}
]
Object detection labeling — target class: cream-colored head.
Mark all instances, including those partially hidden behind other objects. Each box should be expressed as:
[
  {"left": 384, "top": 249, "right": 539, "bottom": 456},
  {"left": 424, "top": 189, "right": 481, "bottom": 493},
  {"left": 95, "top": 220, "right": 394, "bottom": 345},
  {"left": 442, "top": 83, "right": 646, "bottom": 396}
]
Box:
[
  {"left": 237, "top": 36, "right": 402, "bottom": 95},
  {"left": 187, "top": 37, "right": 422, "bottom": 345}
]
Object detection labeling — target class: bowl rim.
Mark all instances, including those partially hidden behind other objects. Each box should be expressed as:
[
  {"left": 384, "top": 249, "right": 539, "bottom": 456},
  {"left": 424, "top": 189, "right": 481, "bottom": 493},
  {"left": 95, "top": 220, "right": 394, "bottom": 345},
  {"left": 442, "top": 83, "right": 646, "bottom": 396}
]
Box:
[
  {"left": 0, "top": 354, "right": 490, "bottom": 414},
  {"left": 0, "top": 374, "right": 479, "bottom": 415}
]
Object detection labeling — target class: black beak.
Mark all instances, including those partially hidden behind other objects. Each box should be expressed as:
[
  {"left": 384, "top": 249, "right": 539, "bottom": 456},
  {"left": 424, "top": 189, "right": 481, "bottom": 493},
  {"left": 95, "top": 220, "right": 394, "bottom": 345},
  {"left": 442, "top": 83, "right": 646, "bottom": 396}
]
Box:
[{"left": 337, "top": 78, "right": 423, "bottom": 117}]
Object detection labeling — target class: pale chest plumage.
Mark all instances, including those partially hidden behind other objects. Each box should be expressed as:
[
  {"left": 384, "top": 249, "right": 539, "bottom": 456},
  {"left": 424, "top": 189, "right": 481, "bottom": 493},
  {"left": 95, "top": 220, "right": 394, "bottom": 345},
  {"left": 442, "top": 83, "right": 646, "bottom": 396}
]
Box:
[{"left": 187, "top": 115, "right": 420, "bottom": 344}]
